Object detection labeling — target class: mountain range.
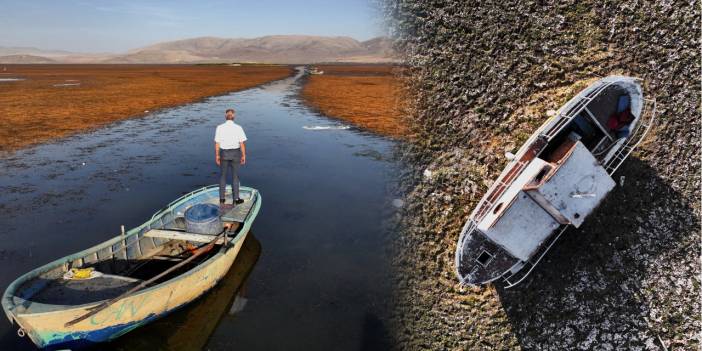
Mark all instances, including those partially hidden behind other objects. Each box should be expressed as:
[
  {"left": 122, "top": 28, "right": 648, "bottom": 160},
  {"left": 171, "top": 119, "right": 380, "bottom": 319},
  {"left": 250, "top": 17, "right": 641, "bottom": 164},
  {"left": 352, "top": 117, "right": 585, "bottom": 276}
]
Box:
[{"left": 0, "top": 35, "right": 396, "bottom": 64}]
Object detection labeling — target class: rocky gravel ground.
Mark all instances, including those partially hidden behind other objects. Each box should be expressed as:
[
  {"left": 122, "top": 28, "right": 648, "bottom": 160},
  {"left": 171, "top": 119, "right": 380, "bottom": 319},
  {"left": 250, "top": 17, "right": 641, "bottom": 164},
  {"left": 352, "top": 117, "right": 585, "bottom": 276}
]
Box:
[{"left": 383, "top": 1, "right": 700, "bottom": 349}]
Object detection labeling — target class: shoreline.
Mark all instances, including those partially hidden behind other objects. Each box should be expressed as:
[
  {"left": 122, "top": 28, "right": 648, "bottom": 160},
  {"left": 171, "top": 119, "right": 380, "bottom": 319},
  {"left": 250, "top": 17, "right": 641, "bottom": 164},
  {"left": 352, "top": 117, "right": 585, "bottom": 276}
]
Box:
[
  {"left": 299, "top": 64, "right": 406, "bottom": 139},
  {"left": 0, "top": 64, "right": 294, "bottom": 153},
  {"left": 0, "top": 65, "right": 399, "bottom": 350}
]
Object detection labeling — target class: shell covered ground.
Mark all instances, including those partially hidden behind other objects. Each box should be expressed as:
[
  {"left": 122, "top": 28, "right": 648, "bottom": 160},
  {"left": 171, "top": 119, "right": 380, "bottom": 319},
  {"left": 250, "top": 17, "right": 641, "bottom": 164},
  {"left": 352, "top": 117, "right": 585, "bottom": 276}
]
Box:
[
  {"left": 385, "top": 0, "right": 700, "bottom": 350},
  {"left": 301, "top": 65, "right": 406, "bottom": 138},
  {"left": 0, "top": 64, "right": 292, "bottom": 152}
]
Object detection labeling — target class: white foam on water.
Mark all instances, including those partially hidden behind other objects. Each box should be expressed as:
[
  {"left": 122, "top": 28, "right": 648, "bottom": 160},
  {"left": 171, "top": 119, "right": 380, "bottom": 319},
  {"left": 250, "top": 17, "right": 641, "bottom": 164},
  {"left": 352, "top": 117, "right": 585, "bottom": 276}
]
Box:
[
  {"left": 0, "top": 78, "right": 24, "bottom": 82},
  {"left": 302, "top": 125, "right": 351, "bottom": 131},
  {"left": 53, "top": 83, "right": 81, "bottom": 87}
]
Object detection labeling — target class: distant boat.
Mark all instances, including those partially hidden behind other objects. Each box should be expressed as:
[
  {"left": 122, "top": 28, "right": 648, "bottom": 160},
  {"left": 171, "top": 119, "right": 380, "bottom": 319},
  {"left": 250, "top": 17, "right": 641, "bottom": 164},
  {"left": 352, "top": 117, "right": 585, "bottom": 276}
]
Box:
[
  {"left": 309, "top": 67, "right": 324, "bottom": 75},
  {"left": 2, "top": 185, "right": 261, "bottom": 349},
  {"left": 455, "top": 76, "right": 656, "bottom": 288}
]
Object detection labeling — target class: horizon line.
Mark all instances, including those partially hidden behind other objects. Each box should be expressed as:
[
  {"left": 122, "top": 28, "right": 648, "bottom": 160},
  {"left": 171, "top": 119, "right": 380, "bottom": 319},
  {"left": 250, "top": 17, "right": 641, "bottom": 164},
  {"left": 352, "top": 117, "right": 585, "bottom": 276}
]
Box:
[{"left": 0, "top": 34, "right": 390, "bottom": 55}]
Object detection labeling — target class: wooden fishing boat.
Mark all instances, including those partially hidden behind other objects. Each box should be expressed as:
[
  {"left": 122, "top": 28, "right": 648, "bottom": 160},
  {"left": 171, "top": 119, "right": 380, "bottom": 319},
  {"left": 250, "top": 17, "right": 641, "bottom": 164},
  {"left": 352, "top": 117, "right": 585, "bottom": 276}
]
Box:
[
  {"left": 2, "top": 185, "right": 261, "bottom": 349},
  {"left": 455, "top": 76, "right": 656, "bottom": 288}
]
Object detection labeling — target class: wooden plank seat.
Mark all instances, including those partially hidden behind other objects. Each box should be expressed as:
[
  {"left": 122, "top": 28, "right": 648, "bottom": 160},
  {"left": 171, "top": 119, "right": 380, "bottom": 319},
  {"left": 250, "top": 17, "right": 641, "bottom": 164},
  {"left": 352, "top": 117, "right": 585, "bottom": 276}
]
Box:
[{"left": 144, "top": 229, "right": 227, "bottom": 244}]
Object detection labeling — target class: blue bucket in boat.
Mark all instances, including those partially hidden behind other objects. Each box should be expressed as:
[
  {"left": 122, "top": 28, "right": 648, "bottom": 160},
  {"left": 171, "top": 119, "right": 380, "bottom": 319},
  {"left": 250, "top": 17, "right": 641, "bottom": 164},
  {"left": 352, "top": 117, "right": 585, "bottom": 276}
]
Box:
[{"left": 184, "top": 203, "right": 223, "bottom": 235}]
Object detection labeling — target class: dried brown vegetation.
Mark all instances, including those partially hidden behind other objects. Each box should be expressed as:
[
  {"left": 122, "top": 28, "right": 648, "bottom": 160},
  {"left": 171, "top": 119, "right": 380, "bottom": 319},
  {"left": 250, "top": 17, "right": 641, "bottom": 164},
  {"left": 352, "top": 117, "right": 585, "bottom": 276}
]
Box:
[
  {"left": 301, "top": 65, "right": 406, "bottom": 138},
  {"left": 0, "top": 64, "right": 292, "bottom": 152}
]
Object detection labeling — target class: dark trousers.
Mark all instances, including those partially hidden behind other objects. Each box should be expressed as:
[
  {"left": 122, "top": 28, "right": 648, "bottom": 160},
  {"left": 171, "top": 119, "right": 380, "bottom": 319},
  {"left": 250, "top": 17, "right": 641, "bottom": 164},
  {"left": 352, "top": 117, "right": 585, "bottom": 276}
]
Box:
[{"left": 219, "top": 148, "right": 241, "bottom": 202}]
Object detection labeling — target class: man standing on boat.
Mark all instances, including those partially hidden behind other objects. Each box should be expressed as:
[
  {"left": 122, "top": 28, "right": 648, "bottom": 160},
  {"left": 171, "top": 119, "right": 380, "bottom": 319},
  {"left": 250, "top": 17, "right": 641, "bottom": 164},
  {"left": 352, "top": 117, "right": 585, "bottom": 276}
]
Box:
[{"left": 215, "top": 108, "right": 247, "bottom": 206}]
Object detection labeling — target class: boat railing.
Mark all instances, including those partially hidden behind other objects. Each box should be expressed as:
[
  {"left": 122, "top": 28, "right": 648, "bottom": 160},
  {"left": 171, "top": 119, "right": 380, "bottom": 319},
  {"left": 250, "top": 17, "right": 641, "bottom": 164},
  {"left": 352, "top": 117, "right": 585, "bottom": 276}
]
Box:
[
  {"left": 455, "top": 219, "right": 478, "bottom": 285},
  {"left": 471, "top": 160, "right": 528, "bottom": 224},
  {"left": 603, "top": 98, "right": 657, "bottom": 175},
  {"left": 499, "top": 224, "right": 570, "bottom": 288},
  {"left": 541, "top": 80, "right": 614, "bottom": 141}
]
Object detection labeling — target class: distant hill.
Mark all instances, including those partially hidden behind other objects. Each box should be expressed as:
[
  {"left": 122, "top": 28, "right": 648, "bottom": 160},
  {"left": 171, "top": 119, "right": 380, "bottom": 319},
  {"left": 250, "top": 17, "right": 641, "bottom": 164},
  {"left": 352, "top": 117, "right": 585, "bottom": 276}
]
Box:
[
  {"left": 359, "top": 37, "right": 395, "bottom": 56},
  {"left": 0, "top": 35, "right": 396, "bottom": 64},
  {"left": 0, "top": 54, "right": 56, "bottom": 64},
  {"left": 0, "top": 46, "right": 73, "bottom": 57},
  {"left": 108, "top": 35, "right": 396, "bottom": 64}
]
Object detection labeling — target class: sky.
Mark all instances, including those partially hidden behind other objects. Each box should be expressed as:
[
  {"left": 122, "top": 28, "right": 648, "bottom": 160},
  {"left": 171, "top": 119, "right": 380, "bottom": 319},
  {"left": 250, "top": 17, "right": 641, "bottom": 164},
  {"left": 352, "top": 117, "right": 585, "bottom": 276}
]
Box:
[{"left": 0, "top": 0, "right": 385, "bottom": 53}]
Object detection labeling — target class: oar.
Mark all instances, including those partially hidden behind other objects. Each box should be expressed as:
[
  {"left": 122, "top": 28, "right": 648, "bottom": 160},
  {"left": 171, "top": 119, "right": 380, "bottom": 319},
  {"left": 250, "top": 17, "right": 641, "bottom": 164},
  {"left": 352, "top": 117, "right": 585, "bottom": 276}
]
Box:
[{"left": 64, "top": 229, "right": 228, "bottom": 327}]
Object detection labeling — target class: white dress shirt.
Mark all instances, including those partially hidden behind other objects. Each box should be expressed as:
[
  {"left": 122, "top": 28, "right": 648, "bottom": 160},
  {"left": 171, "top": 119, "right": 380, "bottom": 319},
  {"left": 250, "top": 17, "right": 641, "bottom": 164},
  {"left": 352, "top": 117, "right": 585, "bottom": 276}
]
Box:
[{"left": 214, "top": 120, "right": 247, "bottom": 149}]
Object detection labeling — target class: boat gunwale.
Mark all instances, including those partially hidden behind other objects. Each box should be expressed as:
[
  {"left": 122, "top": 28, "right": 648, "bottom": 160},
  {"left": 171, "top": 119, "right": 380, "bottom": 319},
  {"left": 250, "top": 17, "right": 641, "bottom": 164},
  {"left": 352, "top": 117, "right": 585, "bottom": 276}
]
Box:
[{"left": 2, "top": 184, "right": 261, "bottom": 319}]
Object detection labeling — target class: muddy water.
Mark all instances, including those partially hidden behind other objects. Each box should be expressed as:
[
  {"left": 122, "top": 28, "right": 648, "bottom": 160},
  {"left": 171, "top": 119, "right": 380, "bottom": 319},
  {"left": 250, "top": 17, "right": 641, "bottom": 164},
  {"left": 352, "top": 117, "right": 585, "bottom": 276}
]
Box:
[{"left": 0, "top": 68, "right": 397, "bottom": 350}]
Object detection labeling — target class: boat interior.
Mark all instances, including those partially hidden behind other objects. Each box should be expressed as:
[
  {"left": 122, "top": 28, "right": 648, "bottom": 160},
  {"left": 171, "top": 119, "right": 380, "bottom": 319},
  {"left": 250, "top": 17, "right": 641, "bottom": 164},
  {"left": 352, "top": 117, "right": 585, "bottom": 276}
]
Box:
[
  {"left": 540, "top": 83, "right": 641, "bottom": 162},
  {"left": 14, "top": 187, "right": 257, "bottom": 307}
]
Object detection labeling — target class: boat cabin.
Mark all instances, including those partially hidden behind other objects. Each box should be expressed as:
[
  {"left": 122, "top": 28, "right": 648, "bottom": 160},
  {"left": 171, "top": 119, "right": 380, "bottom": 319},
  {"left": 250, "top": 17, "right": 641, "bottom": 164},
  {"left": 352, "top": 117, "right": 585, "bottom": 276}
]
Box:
[{"left": 476, "top": 137, "right": 614, "bottom": 261}]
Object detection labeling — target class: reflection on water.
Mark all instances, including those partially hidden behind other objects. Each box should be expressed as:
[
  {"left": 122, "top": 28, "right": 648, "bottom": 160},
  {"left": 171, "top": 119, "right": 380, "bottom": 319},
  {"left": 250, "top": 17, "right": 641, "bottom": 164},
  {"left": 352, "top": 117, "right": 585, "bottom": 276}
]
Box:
[
  {"left": 229, "top": 287, "right": 248, "bottom": 316},
  {"left": 0, "top": 67, "right": 397, "bottom": 350},
  {"left": 101, "top": 234, "right": 261, "bottom": 351}
]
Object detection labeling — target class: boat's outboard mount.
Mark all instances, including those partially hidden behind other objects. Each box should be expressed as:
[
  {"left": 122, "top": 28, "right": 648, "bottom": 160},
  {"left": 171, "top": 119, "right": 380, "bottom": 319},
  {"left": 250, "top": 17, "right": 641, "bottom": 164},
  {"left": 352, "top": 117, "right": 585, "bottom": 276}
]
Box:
[{"left": 184, "top": 203, "right": 223, "bottom": 235}]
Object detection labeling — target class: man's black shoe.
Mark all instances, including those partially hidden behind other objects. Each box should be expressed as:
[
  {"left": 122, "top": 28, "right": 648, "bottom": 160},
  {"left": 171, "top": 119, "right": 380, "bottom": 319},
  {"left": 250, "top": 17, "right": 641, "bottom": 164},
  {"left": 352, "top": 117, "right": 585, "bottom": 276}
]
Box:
[{"left": 235, "top": 198, "right": 245, "bottom": 205}]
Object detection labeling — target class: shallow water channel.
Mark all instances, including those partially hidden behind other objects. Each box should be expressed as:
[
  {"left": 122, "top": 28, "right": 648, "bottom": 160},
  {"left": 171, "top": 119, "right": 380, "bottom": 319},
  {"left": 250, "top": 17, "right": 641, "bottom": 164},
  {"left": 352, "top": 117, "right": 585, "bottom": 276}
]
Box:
[{"left": 0, "top": 68, "right": 397, "bottom": 350}]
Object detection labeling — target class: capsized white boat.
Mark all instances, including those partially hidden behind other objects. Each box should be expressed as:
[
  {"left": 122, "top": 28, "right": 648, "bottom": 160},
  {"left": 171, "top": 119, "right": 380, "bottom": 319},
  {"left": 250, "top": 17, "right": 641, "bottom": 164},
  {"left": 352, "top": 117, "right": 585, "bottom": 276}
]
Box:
[{"left": 455, "top": 76, "right": 656, "bottom": 288}]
